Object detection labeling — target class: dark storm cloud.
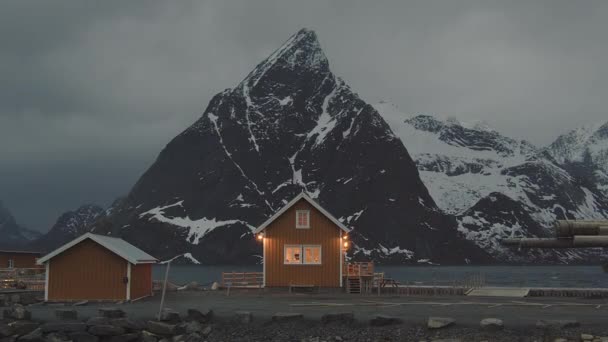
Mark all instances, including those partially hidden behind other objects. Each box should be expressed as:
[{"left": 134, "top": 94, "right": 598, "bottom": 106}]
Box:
[{"left": 1, "top": 0, "right": 607, "bottom": 230}]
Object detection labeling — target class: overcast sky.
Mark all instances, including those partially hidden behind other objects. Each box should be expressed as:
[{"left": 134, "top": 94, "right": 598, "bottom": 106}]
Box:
[{"left": 1, "top": 0, "right": 607, "bottom": 232}]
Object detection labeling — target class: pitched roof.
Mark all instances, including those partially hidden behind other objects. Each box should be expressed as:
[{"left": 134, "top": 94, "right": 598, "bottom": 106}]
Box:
[
  {"left": 253, "top": 192, "right": 351, "bottom": 234},
  {"left": 37, "top": 233, "right": 158, "bottom": 265}
]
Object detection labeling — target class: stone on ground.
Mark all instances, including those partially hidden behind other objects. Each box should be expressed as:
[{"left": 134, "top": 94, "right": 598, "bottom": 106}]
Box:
[
  {"left": 98, "top": 308, "right": 126, "bottom": 319},
  {"left": 186, "top": 309, "right": 212, "bottom": 323},
  {"left": 3, "top": 305, "right": 31, "bottom": 321},
  {"left": 201, "top": 326, "right": 211, "bottom": 337},
  {"left": 536, "top": 319, "right": 580, "bottom": 329},
  {"left": 45, "top": 332, "right": 70, "bottom": 342},
  {"left": 146, "top": 322, "right": 180, "bottom": 336},
  {"left": 369, "top": 315, "right": 402, "bottom": 326},
  {"left": 8, "top": 321, "right": 39, "bottom": 337},
  {"left": 110, "top": 318, "right": 145, "bottom": 332},
  {"left": 321, "top": 313, "right": 354, "bottom": 324},
  {"left": 68, "top": 332, "right": 99, "bottom": 342},
  {"left": 55, "top": 309, "right": 78, "bottom": 321},
  {"left": 181, "top": 321, "right": 202, "bottom": 334},
  {"left": 41, "top": 322, "right": 87, "bottom": 333},
  {"left": 271, "top": 312, "right": 304, "bottom": 322},
  {"left": 85, "top": 317, "right": 110, "bottom": 326},
  {"left": 0, "top": 324, "right": 14, "bottom": 338},
  {"left": 234, "top": 311, "right": 253, "bottom": 324},
  {"left": 159, "top": 309, "right": 181, "bottom": 324},
  {"left": 581, "top": 334, "right": 594, "bottom": 341},
  {"left": 427, "top": 317, "right": 455, "bottom": 329},
  {"left": 87, "top": 325, "right": 125, "bottom": 336},
  {"left": 480, "top": 318, "right": 503, "bottom": 331},
  {"left": 102, "top": 333, "right": 140, "bottom": 342},
  {"left": 210, "top": 282, "right": 219, "bottom": 291},
  {"left": 140, "top": 331, "right": 158, "bottom": 342},
  {"left": 17, "top": 328, "right": 43, "bottom": 342}
]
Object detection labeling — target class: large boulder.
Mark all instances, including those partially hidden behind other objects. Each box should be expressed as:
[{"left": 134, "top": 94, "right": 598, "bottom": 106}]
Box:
[
  {"left": 321, "top": 313, "right": 354, "bottom": 325},
  {"left": 87, "top": 325, "right": 125, "bottom": 337},
  {"left": 185, "top": 309, "right": 212, "bottom": 323},
  {"left": 427, "top": 317, "right": 455, "bottom": 329},
  {"left": 159, "top": 309, "right": 180, "bottom": 324},
  {"left": 68, "top": 332, "right": 99, "bottom": 342},
  {"left": 17, "top": 328, "right": 43, "bottom": 342},
  {"left": 140, "top": 331, "right": 158, "bottom": 342},
  {"left": 45, "top": 332, "right": 71, "bottom": 342},
  {"left": 535, "top": 319, "right": 580, "bottom": 330},
  {"left": 271, "top": 313, "right": 303, "bottom": 322},
  {"left": 3, "top": 305, "right": 31, "bottom": 321},
  {"left": 40, "top": 322, "right": 87, "bottom": 334},
  {"left": 480, "top": 318, "right": 504, "bottom": 331},
  {"left": 98, "top": 308, "right": 126, "bottom": 319},
  {"left": 101, "top": 334, "right": 139, "bottom": 342},
  {"left": 0, "top": 324, "right": 14, "bottom": 338},
  {"left": 110, "top": 319, "right": 145, "bottom": 332},
  {"left": 85, "top": 318, "right": 109, "bottom": 326},
  {"left": 9, "top": 322, "right": 39, "bottom": 337},
  {"left": 146, "top": 322, "right": 182, "bottom": 336},
  {"left": 369, "top": 315, "right": 402, "bottom": 327}
]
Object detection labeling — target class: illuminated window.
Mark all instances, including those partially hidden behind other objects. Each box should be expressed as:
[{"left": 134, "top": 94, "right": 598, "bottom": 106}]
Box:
[
  {"left": 296, "top": 210, "right": 310, "bottom": 228},
  {"left": 284, "top": 245, "right": 302, "bottom": 264},
  {"left": 303, "top": 245, "right": 322, "bottom": 265},
  {"left": 8, "top": 259, "right": 14, "bottom": 269},
  {"left": 284, "top": 245, "right": 322, "bottom": 265}
]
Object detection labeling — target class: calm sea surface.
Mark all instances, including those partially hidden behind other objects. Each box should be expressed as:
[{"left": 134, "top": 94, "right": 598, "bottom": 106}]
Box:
[{"left": 153, "top": 265, "right": 608, "bottom": 288}]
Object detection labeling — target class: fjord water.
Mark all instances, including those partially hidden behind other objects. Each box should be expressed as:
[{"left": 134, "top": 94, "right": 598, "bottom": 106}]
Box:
[{"left": 153, "top": 265, "right": 608, "bottom": 288}]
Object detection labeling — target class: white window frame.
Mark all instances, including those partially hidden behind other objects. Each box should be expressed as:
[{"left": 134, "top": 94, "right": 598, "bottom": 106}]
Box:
[
  {"left": 8, "top": 259, "right": 14, "bottom": 269},
  {"left": 302, "top": 245, "right": 322, "bottom": 265},
  {"left": 284, "top": 245, "right": 303, "bottom": 265},
  {"left": 283, "top": 244, "right": 322, "bottom": 265},
  {"left": 295, "top": 210, "right": 310, "bottom": 229}
]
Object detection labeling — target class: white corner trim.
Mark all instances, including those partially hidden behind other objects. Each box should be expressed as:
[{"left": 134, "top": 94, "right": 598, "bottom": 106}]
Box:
[
  {"left": 44, "top": 260, "right": 50, "bottom": 301},
  {"left": 339, "top": 232, "right": 343, "bottom": 287},
  {"left": 126, "top": 262, "right": 132, "bottom": 301},
  {"left": 262, "top": 237, "right": 266, "bottom": 288}
]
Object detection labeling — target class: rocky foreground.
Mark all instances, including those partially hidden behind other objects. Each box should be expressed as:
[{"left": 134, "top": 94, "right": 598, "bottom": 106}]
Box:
[{"left": 3, "top": 304, "right": 608, "bottom": 342}]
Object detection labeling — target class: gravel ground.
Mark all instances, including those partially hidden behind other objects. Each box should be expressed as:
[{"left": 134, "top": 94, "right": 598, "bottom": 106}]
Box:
[{"left": 197, "top": 320, "right": 608, "bottom": 342}]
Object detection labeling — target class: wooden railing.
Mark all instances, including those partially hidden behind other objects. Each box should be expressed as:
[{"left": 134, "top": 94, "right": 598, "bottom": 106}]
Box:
[
  {"left": 0, "top": 268, "right": 46, "bottom": 291},
  {"left": 343, "top": 262, "right": 374, "bottom": 277},
  {"left": 221, "top": 272, "right": 263, "bottom": 288}
]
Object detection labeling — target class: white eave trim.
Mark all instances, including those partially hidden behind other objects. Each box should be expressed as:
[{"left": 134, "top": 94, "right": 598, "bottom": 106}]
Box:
[
  {"left": 253, "top": 193, "right": 351, "bottom": 234},
  {"left": 37, "top": 232, "right": 158, "bottom": 265}
]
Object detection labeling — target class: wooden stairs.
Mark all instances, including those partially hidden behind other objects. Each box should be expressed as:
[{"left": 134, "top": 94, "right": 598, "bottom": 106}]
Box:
[{"left": 347, "top": 277, "right": 361, "bottom": 294}]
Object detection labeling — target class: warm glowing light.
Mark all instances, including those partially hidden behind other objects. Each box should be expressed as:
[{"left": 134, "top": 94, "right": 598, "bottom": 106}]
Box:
[
  {"left": 342, "top": 235, "right": 348, "bottom": 240},
  {"left": 343, "top": 241, "right": 349, "bottom": 248},
  {"left": 257, "top": 234, "right": 263, "bottom": 241}
]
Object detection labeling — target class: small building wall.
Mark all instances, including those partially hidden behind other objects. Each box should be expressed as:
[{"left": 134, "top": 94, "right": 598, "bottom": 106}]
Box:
[
  {"left": 47, "top": 239, "right": 127, "bottom": 301},
  {"left": 264, "top": 199, "right": 342, "bottom": 287},
  {"left": 0, "top": 252, "right": 40, "bottom": 269},
  {"left": 130, "top": 263, "right": 152, "bottom": 300}
]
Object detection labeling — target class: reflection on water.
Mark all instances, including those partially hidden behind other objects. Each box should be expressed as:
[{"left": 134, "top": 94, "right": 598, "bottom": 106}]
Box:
[{"left": 153, "top": 265, "right": 608, "bottom": 288}]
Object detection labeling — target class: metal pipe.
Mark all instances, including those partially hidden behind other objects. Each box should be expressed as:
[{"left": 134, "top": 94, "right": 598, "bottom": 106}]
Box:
[
  {"left": 503, "top": 236, "right": 608, "bottom": 248},
  {"left": 555, "top": 220, "right": 608, "bottom": 237},
  {"left": 501, "top": 238, "right": 574, "bottom": 248},
  {"left": 573, "top": 236, "right": 608, "bottom": 247}
]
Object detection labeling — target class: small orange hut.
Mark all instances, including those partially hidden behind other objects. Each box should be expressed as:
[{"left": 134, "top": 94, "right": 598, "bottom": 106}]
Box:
[
  {"left": 37, "top": 233, "right": 157, "bottom": 302},
  {"left": 254, "top": 193, "right": 351, "bottom": 288}
]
